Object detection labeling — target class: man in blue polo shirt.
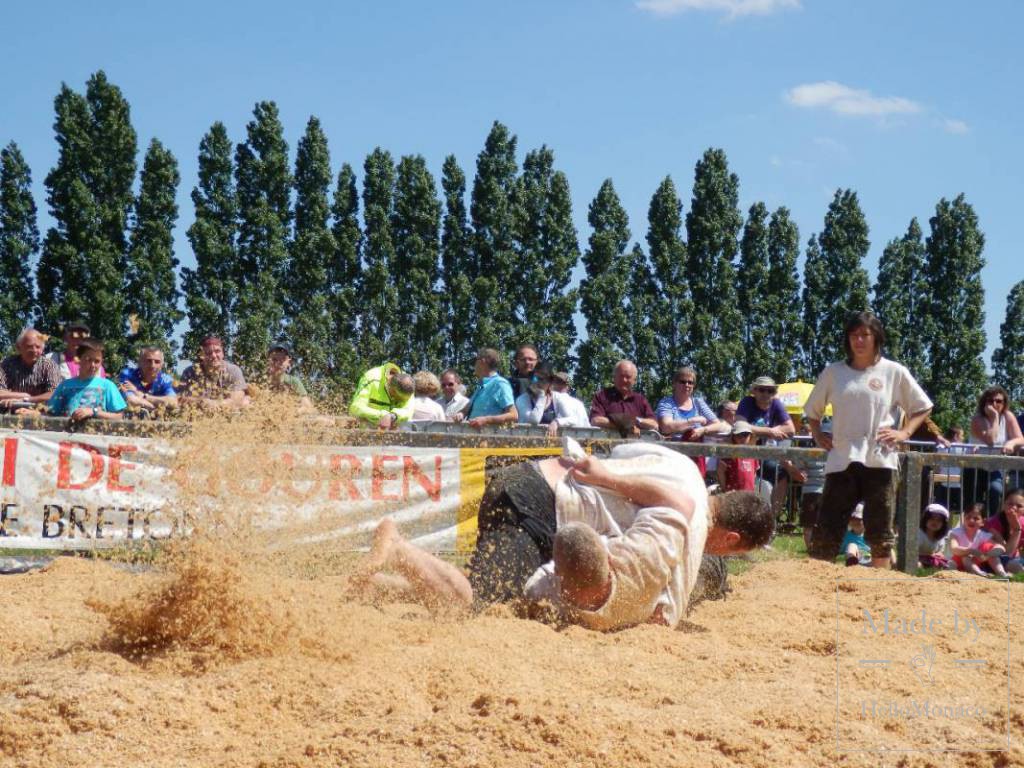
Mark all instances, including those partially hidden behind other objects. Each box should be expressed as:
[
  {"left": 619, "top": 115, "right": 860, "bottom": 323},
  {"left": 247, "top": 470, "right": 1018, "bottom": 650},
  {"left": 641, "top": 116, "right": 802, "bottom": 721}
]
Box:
[
  {"left": 118, "top": 346, "right": 178, "bottom": 414},
  {"left": 453, "top": 348, "right": 518, "bottom": 429}
]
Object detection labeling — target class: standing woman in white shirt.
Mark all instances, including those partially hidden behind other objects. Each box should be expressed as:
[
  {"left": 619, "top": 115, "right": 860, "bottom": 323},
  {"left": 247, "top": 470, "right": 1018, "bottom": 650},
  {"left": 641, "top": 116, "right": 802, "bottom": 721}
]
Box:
[{"left": 804, "top": 312, "right": 933, "bottom": 568}]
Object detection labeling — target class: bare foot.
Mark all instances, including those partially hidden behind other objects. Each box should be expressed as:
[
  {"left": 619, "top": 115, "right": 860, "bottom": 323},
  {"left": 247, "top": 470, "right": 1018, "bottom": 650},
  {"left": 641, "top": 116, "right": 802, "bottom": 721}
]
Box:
[
  {"left": 347, "top": 518, "right": 403, "bottom": 594},
  {"left": 367, "top": 517, "right": 402, "bottom": 571}
]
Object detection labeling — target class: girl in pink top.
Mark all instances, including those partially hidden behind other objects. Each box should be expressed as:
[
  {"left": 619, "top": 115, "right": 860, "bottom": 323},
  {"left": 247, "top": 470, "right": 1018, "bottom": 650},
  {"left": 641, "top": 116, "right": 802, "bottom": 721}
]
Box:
[
  {"left": 983, "top": 488, "right": 1024, "bottom": 574},
  {"left": 950, "top": 503, "right": 1008, "bottom": 577}
]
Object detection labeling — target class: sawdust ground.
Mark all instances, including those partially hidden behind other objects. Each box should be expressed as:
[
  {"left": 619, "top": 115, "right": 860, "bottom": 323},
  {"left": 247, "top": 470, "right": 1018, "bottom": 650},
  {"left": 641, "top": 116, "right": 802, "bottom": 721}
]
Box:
[{"left": 0, "top": 551, "right": 1020, "bottom": 768}]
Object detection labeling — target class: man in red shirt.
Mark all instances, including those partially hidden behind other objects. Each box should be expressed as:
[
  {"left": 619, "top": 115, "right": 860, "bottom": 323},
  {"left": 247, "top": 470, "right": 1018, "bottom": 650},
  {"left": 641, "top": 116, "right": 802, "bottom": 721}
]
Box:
[{"left": 589, "top": 360, "right": 657, "bottom": 435}]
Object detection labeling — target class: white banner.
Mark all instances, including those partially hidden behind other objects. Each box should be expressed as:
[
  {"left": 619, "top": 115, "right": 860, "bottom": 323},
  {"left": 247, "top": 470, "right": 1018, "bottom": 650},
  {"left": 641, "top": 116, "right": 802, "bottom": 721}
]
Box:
[{"left": 0, "top": 429, "right": 463, "bottom": 552}]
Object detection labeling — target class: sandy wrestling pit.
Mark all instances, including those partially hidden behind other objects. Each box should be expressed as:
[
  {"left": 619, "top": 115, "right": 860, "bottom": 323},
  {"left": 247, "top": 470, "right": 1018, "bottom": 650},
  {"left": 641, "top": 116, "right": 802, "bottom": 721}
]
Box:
[{"left": 1, "top": 546, "right": 1020, "bottom": 768}]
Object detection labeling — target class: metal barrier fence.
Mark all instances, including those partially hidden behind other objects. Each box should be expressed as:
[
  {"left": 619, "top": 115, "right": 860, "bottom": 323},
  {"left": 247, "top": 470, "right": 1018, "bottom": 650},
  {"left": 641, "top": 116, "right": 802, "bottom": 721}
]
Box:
[{"left": 3, "top": 415, "right": 1022, "bottom": 574}]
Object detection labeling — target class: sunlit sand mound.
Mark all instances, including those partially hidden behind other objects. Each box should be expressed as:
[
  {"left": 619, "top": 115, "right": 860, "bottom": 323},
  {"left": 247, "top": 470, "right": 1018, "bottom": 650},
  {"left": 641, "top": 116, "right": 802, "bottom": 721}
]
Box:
[{"left": 1, "top": 554, "right": 1020, "bottom": 767}]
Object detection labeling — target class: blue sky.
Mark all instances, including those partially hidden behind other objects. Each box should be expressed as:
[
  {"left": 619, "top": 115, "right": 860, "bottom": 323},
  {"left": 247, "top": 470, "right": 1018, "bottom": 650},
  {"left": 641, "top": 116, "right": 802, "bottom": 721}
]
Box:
[{"left": 2, "top": 0, "right": 1021, "bottom": 364}]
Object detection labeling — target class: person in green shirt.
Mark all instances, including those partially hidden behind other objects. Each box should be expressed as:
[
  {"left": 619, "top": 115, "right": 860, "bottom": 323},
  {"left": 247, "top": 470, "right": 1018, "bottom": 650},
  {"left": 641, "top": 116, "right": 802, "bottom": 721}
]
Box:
[
  {"left": 264, "top": 343, "right": 314, "bottom": 413},
  {"left": 349, "top": 362, "right": 415, "bottom": 429}
]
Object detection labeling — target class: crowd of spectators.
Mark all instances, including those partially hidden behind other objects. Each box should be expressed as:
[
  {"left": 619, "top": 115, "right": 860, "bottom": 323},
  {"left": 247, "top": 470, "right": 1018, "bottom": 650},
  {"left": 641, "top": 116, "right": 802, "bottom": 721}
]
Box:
[{"left": 2, "top": 313, "right": 1023, "bottom": 574}]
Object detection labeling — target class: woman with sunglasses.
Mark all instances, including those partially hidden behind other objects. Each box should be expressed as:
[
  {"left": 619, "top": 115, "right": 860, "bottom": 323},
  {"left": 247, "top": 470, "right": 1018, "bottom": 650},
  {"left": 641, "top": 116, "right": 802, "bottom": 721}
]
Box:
[
  {"left": 656, "top": 367, "right": 729, "bottom": 477},
  {"left": 963, "top": 386, "right": 1024, "bottom": 515}
]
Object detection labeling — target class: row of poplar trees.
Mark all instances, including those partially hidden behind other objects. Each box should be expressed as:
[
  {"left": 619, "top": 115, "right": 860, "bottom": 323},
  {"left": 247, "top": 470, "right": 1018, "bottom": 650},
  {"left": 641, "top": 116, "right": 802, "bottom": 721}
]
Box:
[{"left": 1, "top": 71, "right": 1022, "bottom": 427}]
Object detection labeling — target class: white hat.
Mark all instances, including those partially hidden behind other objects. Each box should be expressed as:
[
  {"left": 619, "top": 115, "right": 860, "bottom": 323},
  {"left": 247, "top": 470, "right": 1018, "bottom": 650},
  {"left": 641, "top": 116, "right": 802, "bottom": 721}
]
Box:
[
  {"left": 850, "top": 503, "right": 864, "bottom": 520},
  {"left": 924, "top": 502, "right": 950, "bottom": 520}
]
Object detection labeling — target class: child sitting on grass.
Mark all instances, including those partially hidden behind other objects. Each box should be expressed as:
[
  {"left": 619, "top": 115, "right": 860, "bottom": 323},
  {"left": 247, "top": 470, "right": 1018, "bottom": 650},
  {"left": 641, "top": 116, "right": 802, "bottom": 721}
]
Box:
[
  {"left": 840, "top": 504, "right": 870, "bottom": 567},
  {"left": 983, "top": 488, "right": 1024, "bottom": 574},
  {"left": 918, "top": 503, "right": 951, "bottom": 569},
  {"left": 949, "top": 503, "right": 1009, "bottom": 577}
]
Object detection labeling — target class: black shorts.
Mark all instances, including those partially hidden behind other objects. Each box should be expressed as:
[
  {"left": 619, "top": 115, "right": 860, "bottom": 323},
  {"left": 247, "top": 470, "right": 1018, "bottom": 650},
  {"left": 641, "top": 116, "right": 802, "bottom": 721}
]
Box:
[{"left": 467, "top": 461, "right": 557, "bottom": 606}]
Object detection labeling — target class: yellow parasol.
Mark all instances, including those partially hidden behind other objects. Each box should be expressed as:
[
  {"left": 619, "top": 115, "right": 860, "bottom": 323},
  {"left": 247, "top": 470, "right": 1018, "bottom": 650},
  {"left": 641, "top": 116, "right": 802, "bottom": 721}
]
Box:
[{"left": 776, "top": 380, "right": 832, "bottom": 418}]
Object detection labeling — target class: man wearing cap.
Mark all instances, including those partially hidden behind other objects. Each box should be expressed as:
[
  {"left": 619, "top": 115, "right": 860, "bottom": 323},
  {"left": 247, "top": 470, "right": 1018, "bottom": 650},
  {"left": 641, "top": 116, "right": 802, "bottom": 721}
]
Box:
[
  {"left": 516, "top": 364, "right": 592, "bottom": 436},
  {"left": 589, "top": 360, "right": 658, "bottom": 434},
  {"left": 47, "top": 320, "right": 106, "bottom": 382},
  {"left": 550, "top": 371, "right": 591, "bottom": 428},
  {"left": 452, "top": 348, "right": 518, "bottom": 429},
  {"left": 261, "top": 344, "right": 314, "bottom": 413},
  {"left": 737, "top": 375, "right": 797, "bottom": 511},
  {"left": 0, "top": 329, "right": 61, "bottom": 414},
  {"left": 118, "top": 346, "right": 178, "bottom": 413},
  {"left": 349, "top": 362, "right": 415, "bottom": 429},
  {"left": 179, "top": 336, "right": 249, "bottom": 411}
]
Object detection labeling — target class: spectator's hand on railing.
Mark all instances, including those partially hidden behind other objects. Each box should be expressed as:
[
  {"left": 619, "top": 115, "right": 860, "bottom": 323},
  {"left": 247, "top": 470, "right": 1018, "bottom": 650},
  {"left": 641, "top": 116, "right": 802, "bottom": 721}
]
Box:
[
  {"left": 766, "top": 426, "right": 789, "bottom": 441},
  {"left": 378, "top": 413, "right": 395, "bottom": 430},
  {"left": 546, "top": 421, "right": 560, "bottom": 437},
  {"left": 451, "top": 412, "right": 465, "bottom": 423},
  {"left": 814, "top": 432, "right": 833, "bottom": 451}
]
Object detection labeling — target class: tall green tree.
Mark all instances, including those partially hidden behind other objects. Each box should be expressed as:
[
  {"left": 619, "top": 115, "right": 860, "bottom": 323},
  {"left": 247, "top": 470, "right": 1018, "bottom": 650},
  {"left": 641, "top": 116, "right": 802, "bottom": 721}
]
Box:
[
  {"left": 512, "top": 146, "right": 579, "bottom": 367},
  {"left": 182, "top": 122, "right": 238, "bottom": 357},
  {"left": 125, "top": 138, "right": 181, "bottom": 359},
  {"left": 992, "top": 280, "right": 1024, "bottom": 408},
  {"left": 644, "top": 176, "right": 690, "bottom": 398},
  {"left": 285, "top": 116, "right": 336, "bottom": 392},
  {"left": 0, "top": 142, "right": 39, "bottom": 352},
  {"left": 799, "top": 235, "right": 829, "bottom": 378},
  {"left": 872, "top": 218, "right": 927, "bottom": 378},
  {"left": 359, "top": 147, "right": 398, "bottom": 364},
  {"left": 469, "top": 121, "right": 518, "bottom": 355},
  {"left": 577, "top": 179, "right": 632, "bottom": 397},
  {"left": 765, "top": 206, "right": 802, "bottom": 382},
  {"left": 737, "top": 202, "right": 772, "bottom": 387},
  {"left": 37, "top": 72, "right": 137, "bottom": 366},
  {"left": 233, "top": 101, "right": 292, "bottom": 372},
  {"left": 328, "top": 163, "right": 362, "bottom": 393},
  {"left": 815, "top": 189, "right": 871, "bottom": 362},
  {"left": 440, "top": 155, "right": 474, "bottom": 378},
  {"left": 923, "top": 194, "right": 987, "bottom": 425},
  {"left": 685, "top": 149, "right": 744, "bottom": 403},
  {"left": 392, "top": 154, "right": 443, "bottom": 372},
  {"left": 626, "top": 243, "right": 661, "bottom": 397}
]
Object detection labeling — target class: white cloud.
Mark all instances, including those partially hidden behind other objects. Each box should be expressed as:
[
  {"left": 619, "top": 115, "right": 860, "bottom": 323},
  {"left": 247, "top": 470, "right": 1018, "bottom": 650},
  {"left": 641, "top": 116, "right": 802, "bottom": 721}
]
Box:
[
  {"left": 769, "top": 154, "right": 783, "bottom": 167},
  {"left": 636, "top": 0, "right": 800, "bottom": 20},
  {"left": 942, "top": 118, "right": 970, "bottom": 135},
  {"left": 785, "top": 81, "right": 922, "bottom": 117}
]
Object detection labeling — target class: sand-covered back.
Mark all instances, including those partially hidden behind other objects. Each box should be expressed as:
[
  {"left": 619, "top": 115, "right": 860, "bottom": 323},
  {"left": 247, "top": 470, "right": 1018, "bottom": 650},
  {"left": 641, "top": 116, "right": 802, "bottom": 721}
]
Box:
[{"left": 1, "top": 550, "right": 1019, "bottom": 768}]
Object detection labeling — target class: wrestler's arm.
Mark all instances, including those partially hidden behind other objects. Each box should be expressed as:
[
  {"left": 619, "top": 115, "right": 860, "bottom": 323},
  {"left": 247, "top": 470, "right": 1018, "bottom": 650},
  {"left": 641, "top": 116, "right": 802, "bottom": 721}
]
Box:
[{"left": 568, "top": 456, "right": 693, "bottom": 521}]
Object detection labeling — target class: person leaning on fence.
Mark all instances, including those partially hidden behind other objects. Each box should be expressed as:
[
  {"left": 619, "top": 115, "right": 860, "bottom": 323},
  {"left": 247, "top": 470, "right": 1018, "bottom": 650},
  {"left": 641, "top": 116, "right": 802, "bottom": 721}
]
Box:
[
  {"left": 118, "top": 346, "right": 177, "bottom": 414},
  {"left": 452, "top": 348, "right": 517, "bottom": 429},
  {"left": 47, "top": 320, "right": 105, "bottom": 382},
  {"left": 253, "top": 343, "right": 314, "bottom": 414},
  {"left": 963, "top": 385, "right": 1024, "bottom": 515},
  {"left": 516, "top": 363, "right": 590, "bottom": 436},
  {"left": 548, "top": 371, "right": 590, "bottom": 427},
  {"left": 805, "top": 311, "right": 933, "bottom": 569},
  {"left": 411, "top": 371, "right": 446, "bottom": 422},
  {"left": 179, "top": 336, "right": 249, "bottom": 412},
  {"left": 46, "top": 338, "right": 126, "bottom": 423},
  {"left": 507, "top": 344, "right": 539, "bottom": 400},
  {"left": 0, "top": 329, "right": 61, "bottom": 415},
  {"left": 436, "top": 369, "right": 469, "bottom": 420},
  {"left": 349, "top": 362, "right": 415, "bottom": 429},
  {"left": 736, "top": 375, "right": 796, "bottom": 514},
  {"left": 589, "top": 360, "right": 658, "bottom": 435}
]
